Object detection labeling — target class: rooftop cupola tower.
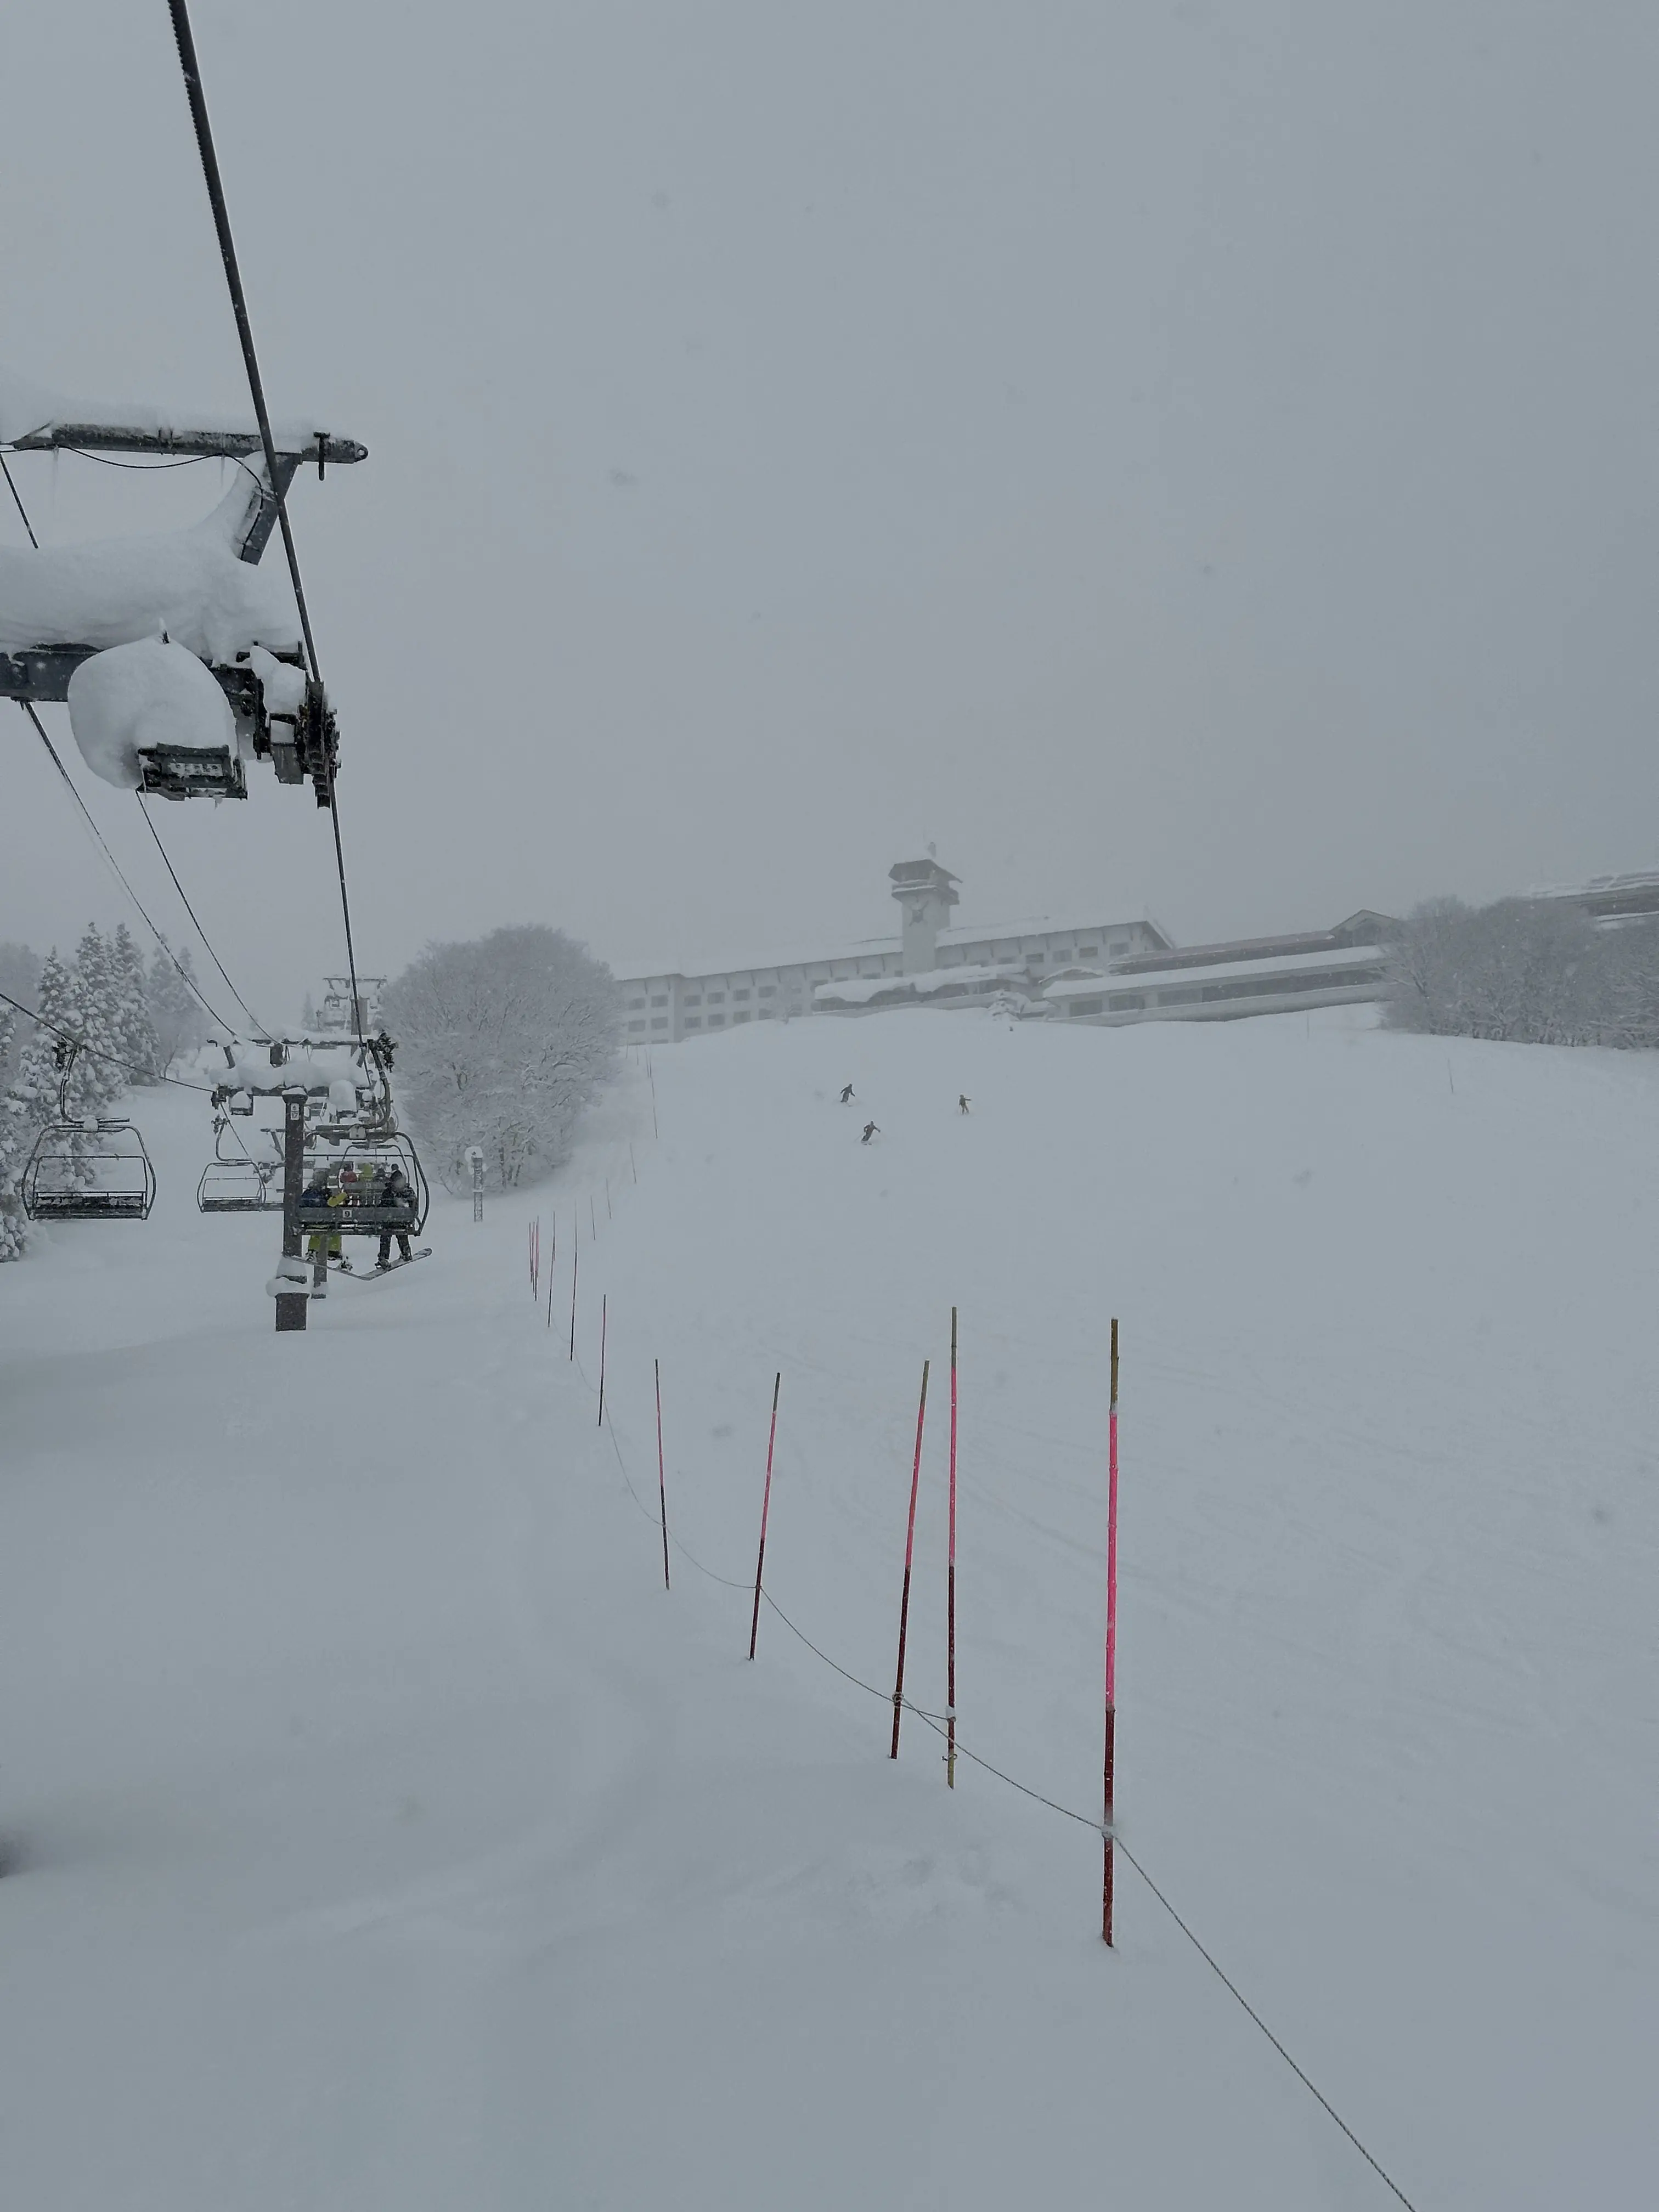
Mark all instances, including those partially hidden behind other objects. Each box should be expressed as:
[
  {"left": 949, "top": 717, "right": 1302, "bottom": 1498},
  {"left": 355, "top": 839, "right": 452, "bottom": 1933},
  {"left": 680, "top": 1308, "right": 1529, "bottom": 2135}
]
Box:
[{"left": 889, "top": 856, "right": 960, "bottom": 974}]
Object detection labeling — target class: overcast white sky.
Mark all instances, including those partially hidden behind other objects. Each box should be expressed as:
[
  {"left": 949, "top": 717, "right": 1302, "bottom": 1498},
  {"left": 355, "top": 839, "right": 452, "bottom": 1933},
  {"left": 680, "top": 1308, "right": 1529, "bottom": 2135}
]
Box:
[{"left": 4, "top": 1, "right": 1657, "bottom": 1017}]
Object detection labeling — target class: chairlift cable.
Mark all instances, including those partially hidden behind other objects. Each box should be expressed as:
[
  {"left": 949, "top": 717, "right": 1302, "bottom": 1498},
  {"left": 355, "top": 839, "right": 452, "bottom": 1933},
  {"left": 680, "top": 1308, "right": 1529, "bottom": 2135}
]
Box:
[
  {"left": 165, "top": 0, "right": 371, "bottom": 1062},
  {"left": 135, "top": 795, "right": 268, "bottom": 1034},
  {"left": 0, "top": 984, "right": 216, "bottom": 1095},
  {"left": 13, "top": 698, "right": 248, "bottom": 1040},
  {"left": 1, "top": 450, "right": 41, "bottom": 546}
]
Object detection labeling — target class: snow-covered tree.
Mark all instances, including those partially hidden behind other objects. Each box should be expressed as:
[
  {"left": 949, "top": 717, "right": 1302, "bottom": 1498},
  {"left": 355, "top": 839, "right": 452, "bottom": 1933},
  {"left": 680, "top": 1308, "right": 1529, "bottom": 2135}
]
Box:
[
  {"left": 110, "top": 923, "right": 159, "bottom": 1082},
  {"left": 1386, "top": 896, "right": 1623, "bottom": 1046},
  {"left": 72, "top": 923, "right": 127, "bottom": 1107},
  {"left": 146, "top": 942, "right": 211, "bottom": 1075},
  {"left": 382, "top": 926, "right": 617, "bottom": 1190},
  {"left": 0, "top": 1002, "right": 31, "bottom": 1261},
  {"left": 0, "top": 941, "right": 41, "bottom": 1093},
  {"left": 4, "top": 950, "right": 99, "bottom": 1211}
]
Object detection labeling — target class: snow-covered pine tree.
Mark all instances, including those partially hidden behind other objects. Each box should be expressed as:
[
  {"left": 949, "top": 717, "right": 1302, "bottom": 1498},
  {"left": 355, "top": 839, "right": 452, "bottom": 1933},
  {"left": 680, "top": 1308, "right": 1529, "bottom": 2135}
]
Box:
[
  {"left": 111, "top": 923, "right": 159, "bottom": 1082},
  {"left": 147, "top": 942, "right": 210, "bottom": 1075},
  {"left": 0, "top": 1002, "right": 30, "bottom": 1261},
  {"left": 72, "top": 923, "right": 126, "bottom": 1108},
  {"left": 9, "top": 950, "right": 97, "bottom": 1197}
]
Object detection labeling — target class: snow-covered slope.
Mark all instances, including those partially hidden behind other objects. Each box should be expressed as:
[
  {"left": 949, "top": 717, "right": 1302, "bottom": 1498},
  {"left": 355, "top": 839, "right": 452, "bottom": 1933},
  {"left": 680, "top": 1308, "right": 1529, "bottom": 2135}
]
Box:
[{"left": 1, "top": 1008, "right": 1654, "bottom": 2210}]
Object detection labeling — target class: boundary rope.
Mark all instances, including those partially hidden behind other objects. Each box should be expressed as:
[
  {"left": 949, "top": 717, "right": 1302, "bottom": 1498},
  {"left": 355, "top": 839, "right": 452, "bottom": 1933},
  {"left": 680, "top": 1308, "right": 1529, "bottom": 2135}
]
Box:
[{"left": 575, "top": 1327, "right": 1421, "bottom": 2212}]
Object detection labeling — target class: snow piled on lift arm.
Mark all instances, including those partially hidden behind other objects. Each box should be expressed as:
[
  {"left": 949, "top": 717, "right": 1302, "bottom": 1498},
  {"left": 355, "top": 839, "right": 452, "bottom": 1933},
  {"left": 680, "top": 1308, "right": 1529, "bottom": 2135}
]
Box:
[
  {"left": 0, "top": 357, "right": 338, "bottom": 452},
  {"left": 65, "top": 638, "right": 237, "bottom": 790},
  {"left": 0, "top": 481, "right": 298, "bottom": 661}
]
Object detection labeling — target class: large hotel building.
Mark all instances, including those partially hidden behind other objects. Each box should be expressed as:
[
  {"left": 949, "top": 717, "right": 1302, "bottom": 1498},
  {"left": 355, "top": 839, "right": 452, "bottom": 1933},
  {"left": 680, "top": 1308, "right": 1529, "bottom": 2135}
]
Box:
[{"left": 617, "top": 859, "right": 1395, "bottom": 1042}]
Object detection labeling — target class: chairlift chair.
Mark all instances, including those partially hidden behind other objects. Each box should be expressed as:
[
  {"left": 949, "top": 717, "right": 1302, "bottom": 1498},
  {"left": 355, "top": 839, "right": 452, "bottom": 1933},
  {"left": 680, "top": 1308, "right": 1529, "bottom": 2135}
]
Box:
[
  {"left": 295, "top": 1132, "right": 428, "bottom": 1241},
  {"left": 22, "top": 1116, "right": 156, "bottom": 1221},
  {"left": 196, "top": 1159, "right": 283, "bottom": 1212},
  {"left": 20, "top": 1040, "right": 156, "bottom": 1222}
]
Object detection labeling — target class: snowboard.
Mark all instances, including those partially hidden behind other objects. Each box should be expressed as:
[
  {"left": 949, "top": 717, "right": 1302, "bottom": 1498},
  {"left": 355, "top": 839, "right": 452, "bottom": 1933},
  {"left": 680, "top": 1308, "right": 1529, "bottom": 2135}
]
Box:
[{"left": 348, "top": 1248, "right": 432, "bottom": 1281}]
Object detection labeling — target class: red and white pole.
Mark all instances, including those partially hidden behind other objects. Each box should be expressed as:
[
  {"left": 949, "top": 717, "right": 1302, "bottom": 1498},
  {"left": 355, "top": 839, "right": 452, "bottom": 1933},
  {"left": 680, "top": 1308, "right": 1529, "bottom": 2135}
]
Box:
[
  {"left": 654, "top": 1357, "right": 671, "bottom": 1592},
  {"left": 1103, "top": 1316, "right": 1119, "bottom": 1945},
  {"left": 947, "top": 1306, "right": 958, "bottom": 1788},
  {"left": 890, "top": 1358, "right": 930, "bottom": 1757},
  {"left": 597, "top": 1294, "right": 608, "bottom": 1426},
  {"left": 568, "top": 1223, "right": 578, "bottom": 1362},
  {"left": 748, "top": 1373, "right": 782, "bottom": 1660}
]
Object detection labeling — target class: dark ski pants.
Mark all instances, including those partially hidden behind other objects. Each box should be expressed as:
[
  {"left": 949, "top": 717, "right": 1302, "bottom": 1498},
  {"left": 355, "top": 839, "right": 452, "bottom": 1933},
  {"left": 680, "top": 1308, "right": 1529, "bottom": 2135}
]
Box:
[{"left": 378, "top": 1232, "right": 413, "bottom": 1264}]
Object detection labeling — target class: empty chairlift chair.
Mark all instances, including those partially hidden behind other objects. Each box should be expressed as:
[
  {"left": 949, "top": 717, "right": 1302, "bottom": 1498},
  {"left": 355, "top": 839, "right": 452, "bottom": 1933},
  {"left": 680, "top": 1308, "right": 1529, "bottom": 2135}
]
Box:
[
  {"left": 196, "top": 1112, "right": 284, "bottom": 1214},
  {"left": 20, "top": 1041, "right": 156, "bottom": 1223}
]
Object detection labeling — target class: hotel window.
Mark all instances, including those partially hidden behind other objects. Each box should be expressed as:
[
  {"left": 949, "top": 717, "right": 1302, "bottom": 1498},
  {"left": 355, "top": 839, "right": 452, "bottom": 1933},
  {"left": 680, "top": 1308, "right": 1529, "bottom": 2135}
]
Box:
[
  {"left": 1078, "top": 944, "right": 1098, "bottom": 958},
  {"left": 628, "top": 997, "right": 646, "bottom": 1010},
  {"left": 708, "top": 1014, "right": 725, "bottom": 1027},
  {"left": 759, "top": 985, "right": 776, "bottom": 997},
  {"left": 1108, "top": 938, "right": 1127, "bottom": 954},
  {"left": 1066, "top": 997, "right": 1103, "bottom": 1016},
  {"left": 628, "top": 1019, "right": 646, "bottom": 1032},
  {"left": 733, "top": 989, "right": 751, "bottom": 1002},
  {"left": 734, "top": 1011, "right": 751, "bottom": 1023},
  {"left": 685, "top": 995, "right": 702, "bottom": 1007},
  {"left": 685, "top": 1017, "right": 702, "bottom": 1029},
  {"left": 651, "top": 995, "right": 667, "bottom": 1008},
  {"left": 651, "top": 1016, "right": 668, "bottom": 1029},
  {"left": 708, "top": 991, "right": 726, "bottom": 1004}
]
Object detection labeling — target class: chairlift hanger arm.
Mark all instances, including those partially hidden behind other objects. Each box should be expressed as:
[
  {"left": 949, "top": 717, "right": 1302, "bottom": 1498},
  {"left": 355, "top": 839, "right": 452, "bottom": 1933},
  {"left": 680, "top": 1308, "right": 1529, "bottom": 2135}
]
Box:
[{"left": 5, "top": 425, "right": 366, "bottom": 465}]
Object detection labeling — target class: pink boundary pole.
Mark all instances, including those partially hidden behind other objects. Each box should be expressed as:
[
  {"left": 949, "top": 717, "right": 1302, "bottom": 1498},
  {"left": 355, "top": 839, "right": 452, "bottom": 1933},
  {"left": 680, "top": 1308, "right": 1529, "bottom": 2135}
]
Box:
[
  {"left": 654, "top": 1358, "right": 671, "bottom": 1591},
  {"left": 568, "top": 1221, "right": 578, "bottom": 1361},
  {"left": 747, "top": 1373, "right": 782, "bottom": 1660},
  {"left": 890, "top": 1358, "right": 930, "bottom": 1757},
  {"left": 1103, "top": 1316, "right": 1119, "bottom": 1945},
  {"left": 597, "top": 1294, "right": 608, "bottom": 1426},
  {"left": 947, "top": 1306, "right": 958, "bottom": 1787}
]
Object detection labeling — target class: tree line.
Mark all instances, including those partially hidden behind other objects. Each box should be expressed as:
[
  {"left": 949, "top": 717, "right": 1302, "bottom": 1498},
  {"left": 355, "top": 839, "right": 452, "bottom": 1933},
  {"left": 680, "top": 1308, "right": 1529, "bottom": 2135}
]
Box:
[
  {"left": 1385, "top": 895, "right": 1659, "bottom": 1048},
  {"left": 0, "top": 926, "right": 212, "bottom": 1261}
]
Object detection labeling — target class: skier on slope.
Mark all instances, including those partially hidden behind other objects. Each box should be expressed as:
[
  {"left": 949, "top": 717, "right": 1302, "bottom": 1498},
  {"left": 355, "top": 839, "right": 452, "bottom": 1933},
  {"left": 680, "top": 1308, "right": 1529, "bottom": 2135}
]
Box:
[
  {"left": 840, "top": 1083, "right": 855, "bottom": 1104},
  {"left": 374, "top": 1161, "right": 416, "bottom": 1270},
  {"left": 958, "top": 1094, "right": 971, "bottom": 1114},
  {"left": 860, "top": 1120, "right": 879, "bottom": 1144}
]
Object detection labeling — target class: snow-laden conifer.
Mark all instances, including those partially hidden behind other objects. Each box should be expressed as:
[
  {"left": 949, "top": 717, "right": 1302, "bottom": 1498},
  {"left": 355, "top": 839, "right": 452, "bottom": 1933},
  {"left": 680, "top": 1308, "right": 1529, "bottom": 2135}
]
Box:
[
  {"left": 146, "top": 941, "right": 211, "bottom": 1075},
  {"left": 111, "top": 923, "right": 160, "bottom": 1082}
]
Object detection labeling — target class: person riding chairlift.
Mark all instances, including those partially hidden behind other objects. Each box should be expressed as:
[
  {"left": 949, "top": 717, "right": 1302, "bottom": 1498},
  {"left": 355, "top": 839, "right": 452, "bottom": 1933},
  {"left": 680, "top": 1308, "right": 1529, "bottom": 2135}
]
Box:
[{"left": 375, "top": 1161, "right": 415, "bottom": 1269}]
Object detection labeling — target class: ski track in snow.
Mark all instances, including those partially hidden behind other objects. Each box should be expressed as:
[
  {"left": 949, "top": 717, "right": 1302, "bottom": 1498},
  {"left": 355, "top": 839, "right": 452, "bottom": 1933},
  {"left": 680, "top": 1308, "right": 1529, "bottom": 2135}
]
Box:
[{"left": 2, "top": 1006, "right": 1655, "bottom": 2209}]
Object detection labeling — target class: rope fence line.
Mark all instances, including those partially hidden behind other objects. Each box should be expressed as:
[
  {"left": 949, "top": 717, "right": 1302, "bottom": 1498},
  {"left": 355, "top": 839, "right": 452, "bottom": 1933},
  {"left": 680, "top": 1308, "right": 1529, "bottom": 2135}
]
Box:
[{"left": 565, "top": 1305, "right": 1423, "bottom": 2212}]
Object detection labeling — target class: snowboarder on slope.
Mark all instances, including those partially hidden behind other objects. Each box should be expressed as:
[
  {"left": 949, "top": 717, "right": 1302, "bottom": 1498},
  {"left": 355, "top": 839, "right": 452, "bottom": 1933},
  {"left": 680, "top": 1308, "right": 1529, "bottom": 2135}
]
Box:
[
  {"left": 958, "top": 1094, "right": 971, "bottom": 1114},
  {"left": 375, "top": 1162, "right": 416, "bottom": 1269},
  {"left": 860, "top": 1120, "right": 879, "bottom": 1144},
  {"left": 839, "top": 1084, "right": 855, "bottom": 1104}
]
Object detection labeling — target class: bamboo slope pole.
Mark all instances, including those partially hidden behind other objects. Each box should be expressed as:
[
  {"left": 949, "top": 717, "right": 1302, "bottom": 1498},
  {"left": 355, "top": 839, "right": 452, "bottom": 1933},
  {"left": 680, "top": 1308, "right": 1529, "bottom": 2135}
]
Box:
[
  {"left": 1103, "top": 1316, "right": 1120, "bottom": 1945},
  {"left": 747, "top": 1374, "right": 782, "bottom": 1660},
  {"left": 654, "top": 1359, "right": 671, "bottom": 1591},
  {"left": 597, "top": 1295, "right": 608, "bottom": 1426},
  {"left": 947, "top": 1306, "right": 958, "bottom": 1787},
  {"left": 890, "top": 1359, "right": 930, "bottom": 1757}
]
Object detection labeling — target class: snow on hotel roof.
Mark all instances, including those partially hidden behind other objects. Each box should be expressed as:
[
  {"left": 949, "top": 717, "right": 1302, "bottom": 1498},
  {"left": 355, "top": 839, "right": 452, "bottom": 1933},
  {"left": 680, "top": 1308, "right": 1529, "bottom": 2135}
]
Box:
[
  {"left": 815, "top": 964, "right": 1015, "bottom": 1006},
  {"left": 617, "top": 912, "right": 1164, "bottom": 981},
  {"left": 1043, "top": 944, "right": 1386, "bottom": 998}
]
